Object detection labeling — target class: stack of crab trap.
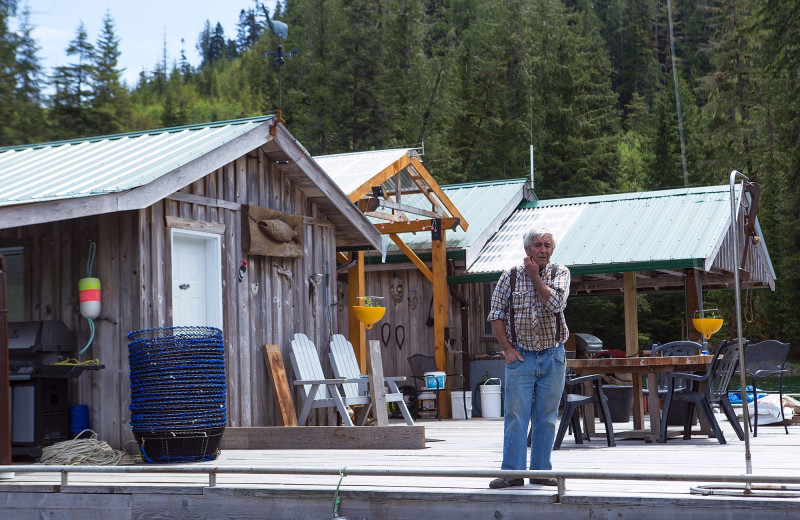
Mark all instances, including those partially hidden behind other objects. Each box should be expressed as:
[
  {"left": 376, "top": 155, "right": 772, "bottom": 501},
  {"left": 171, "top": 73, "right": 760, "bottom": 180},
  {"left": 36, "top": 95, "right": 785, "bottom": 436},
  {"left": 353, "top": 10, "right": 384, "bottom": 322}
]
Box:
[{"left": 127, "top": 326, "right": 226, "bottom": 463}]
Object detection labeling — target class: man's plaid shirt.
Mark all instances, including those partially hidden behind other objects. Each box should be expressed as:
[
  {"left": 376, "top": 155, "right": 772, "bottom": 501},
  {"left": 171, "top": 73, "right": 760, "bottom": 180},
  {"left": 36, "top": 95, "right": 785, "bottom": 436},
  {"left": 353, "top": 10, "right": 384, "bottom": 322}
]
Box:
[{"left": 487, "top": 262, "right": 571, "bottom": 352}]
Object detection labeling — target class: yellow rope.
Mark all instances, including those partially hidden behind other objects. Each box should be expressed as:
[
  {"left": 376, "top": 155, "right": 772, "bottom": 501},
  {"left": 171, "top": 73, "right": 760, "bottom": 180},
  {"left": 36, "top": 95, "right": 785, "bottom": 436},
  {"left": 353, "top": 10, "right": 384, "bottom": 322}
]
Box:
[{"left": 53, "top": 358, "right": 100, "bottom": 366}]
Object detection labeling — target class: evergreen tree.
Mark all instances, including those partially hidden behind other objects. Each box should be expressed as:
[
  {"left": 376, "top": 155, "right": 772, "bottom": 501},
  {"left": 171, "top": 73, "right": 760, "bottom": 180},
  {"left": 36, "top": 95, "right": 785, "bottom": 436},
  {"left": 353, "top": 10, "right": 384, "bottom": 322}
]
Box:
[
  {"left": 12, "top": 4, "right": 47, "bottom": 143},
  {"left": 697, "top": 0, "right": 763, "bottom": 181},
  {"left": 755, "top": 0, "right": 800, "bottom": 352},
  {"left": 236, "top": 6, "right": 262, "bottom": 52},
  {"left": 91, "top": 11, "right": 131, "bottom": 134},
  {"left": 0, "top": 0, "right": 18, "bottom": 145},
  {"left": 50, "top": 22, "right": 96, "bottom": 138}
]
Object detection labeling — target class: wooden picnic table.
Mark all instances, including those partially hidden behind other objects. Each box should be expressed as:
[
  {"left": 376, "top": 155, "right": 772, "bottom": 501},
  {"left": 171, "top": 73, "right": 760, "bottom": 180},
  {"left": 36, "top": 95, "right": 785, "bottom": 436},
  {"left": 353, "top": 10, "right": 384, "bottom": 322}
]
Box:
[{"left": 567, "top": 354, "right": 713, "bottom": 442}]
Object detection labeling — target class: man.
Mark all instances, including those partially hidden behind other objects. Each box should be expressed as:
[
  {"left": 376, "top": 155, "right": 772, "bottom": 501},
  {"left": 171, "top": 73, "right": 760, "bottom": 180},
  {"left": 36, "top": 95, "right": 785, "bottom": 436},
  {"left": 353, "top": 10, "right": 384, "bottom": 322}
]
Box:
[{"left": 486, "top": 225, "right": 570, "bottom": 488}]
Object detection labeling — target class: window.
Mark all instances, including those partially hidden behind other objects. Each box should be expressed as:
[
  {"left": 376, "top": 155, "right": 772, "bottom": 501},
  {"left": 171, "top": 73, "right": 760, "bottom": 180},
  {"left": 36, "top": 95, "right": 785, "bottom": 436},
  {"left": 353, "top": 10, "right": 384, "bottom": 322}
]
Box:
[{"left": 0, "top": 246, "right": 25, "bottom": 322}]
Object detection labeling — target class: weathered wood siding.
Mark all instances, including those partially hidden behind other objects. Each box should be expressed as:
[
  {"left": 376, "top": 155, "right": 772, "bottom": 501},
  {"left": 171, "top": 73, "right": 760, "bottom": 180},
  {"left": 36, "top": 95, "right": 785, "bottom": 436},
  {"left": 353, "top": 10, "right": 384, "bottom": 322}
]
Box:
[
  {"left": 2, "top": 147, "right": 343, "bottom": 450},
  {"left": 334, "top": 264, "right": 497, "bottom": 388}
]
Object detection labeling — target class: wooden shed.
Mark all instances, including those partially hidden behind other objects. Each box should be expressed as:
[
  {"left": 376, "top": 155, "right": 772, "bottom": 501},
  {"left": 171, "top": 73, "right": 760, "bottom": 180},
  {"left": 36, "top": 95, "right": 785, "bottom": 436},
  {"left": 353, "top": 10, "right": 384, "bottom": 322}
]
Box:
[{"left": 0, "top": 116, "right": 383, "bottom": 451}]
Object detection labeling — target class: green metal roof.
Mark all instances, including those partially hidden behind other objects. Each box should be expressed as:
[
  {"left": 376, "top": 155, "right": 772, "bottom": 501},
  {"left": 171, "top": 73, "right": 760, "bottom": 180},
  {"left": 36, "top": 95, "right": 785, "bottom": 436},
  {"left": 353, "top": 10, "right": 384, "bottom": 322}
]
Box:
[
  {"left": 382, "top": 178, "right": 529, "bottom": 262},
  {"left": 467, "top": 185, "right": 775, "bottom": 286},
  {"left": 0, "top": 116, "right": 274, "bottom": 206}
]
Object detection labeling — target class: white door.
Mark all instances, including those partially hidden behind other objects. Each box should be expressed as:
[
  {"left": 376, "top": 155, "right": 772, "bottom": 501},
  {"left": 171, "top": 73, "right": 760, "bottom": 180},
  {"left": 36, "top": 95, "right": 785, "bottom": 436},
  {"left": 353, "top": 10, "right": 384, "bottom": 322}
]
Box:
[{"left": 171, "top": 230, "right": 222, "bottom": 329}]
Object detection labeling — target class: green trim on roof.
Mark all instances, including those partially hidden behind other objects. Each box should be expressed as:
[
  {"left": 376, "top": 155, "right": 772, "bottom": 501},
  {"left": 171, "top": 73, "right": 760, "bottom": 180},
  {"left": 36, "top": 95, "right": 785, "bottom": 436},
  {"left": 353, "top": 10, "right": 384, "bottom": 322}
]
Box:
[
  {"left": 449, "top": 258, "right": 706, "bottom": 285},
  {"left": 568, "top": 258, "right": 706, "bottom": 275},
  {"left": 0, "top": 115, "right": 275, "bottom": 152},
  {"left": 448, "top": 272, "right": 502, "bottom": 285},
  {"left": 518, "top": 185, "right": 731, "bottom": 209},
  {"left": 439, "top": 177, "right": 528, "bottom": 190}
]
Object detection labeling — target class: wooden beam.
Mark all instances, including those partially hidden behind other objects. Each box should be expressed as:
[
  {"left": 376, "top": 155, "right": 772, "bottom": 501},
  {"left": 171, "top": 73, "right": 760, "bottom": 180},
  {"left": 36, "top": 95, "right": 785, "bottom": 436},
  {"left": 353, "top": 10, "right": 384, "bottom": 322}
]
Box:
[
  {"left": 348, "top": 251, "right": 366, "bottom": 370},
  {"left": 167, "top": 192, "right": 242, "bottom": 210},
  {"left": 347, "top": 154, "right": 413, "bottom": 202},
  {"left": 261, "top": 345, "right": 298, "bottom": 426},
  {"left": 432, "top": 226, "right": 450, "bottom": 417},
  {"left": 389, "top": 234, "right": 433, "bottom": 282},
  {"left": 366, "top": 340, "right": 389, "bottom": 427},
  {"left": 165, "top": 216, "right": 226, "bottom": 235},
  {"left": 336, "top": 251, "right": 349, "bottom": 265},
  {"left": 220, "top": 426, "right": 425, "bottom": 450},
  {"left": 360, "top": 197, "right": 443, "bottom": 220},
  {"left": 408, "top": 158, "right": 469, "bottom": 231},
  {"left": 623, "top": 271, "right": 642, "bottom": 430},
  {"left": 375, "top": 218, "right": 460, "bottom": 235}
]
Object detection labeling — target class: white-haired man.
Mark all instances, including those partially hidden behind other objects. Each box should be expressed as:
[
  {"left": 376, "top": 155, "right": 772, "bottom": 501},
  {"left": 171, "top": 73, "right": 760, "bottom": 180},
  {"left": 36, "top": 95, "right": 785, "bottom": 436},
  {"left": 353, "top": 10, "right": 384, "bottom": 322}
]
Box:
[{"left": 487, "top": 226, "right": 570, "bottom": 488}]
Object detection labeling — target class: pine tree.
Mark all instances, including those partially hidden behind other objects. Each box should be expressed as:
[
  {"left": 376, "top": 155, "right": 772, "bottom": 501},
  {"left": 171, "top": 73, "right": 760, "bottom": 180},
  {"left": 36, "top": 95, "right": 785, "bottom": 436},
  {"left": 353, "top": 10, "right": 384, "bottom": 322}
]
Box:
[
  {"left": 755, "top": 0, "right": 800, "bottom": 350},
  {"left": 50, "top": 22, "right": 96, "bottom": 138},
  {"left": 12, "top": 4, "right": 47, "bottom": 143},
  {"left": 91, "top": 11, "right": 131, "bottom": 134},
  {"left": 0, "top": 0, "right": 19, "bottom": 145}
]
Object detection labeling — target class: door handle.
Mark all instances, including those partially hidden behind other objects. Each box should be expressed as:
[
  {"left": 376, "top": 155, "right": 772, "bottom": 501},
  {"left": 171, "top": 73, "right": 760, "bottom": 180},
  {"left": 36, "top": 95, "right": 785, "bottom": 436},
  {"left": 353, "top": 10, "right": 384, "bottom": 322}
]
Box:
[{"left": 179, "top": 283, "right": 190, "bottom": 290}]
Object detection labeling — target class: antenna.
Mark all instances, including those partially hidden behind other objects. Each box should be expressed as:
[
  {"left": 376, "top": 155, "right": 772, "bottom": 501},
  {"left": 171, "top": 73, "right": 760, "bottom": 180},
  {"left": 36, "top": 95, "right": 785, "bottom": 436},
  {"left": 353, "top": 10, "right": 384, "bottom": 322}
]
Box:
[{"left": 262, "top": 5, "right": 296, "bottom": 134}]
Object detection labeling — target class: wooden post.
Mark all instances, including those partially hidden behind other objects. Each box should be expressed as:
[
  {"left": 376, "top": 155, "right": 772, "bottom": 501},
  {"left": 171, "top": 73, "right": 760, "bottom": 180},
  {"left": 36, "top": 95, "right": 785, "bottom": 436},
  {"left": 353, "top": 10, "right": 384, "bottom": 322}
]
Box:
[
  {"left": 623, "top": 271, "right": 643, "bottom": 430},
  {"left": 366, "top": 340, "right": 389, "bottom": 427},
  {"left": 261, "top": 345, "right": 298, "bottom": 426},
  {"left": 348, "top": 251, "right": 366, "bottom": 370},
  {"left": 431, "top": 225, "right": 450, "bottom": 417},
  {"left": 0, "top": 254, "right": 11, "bottom": 467},
  {"left": 685, "top": 269, "right": 703, "bottom": 342}
]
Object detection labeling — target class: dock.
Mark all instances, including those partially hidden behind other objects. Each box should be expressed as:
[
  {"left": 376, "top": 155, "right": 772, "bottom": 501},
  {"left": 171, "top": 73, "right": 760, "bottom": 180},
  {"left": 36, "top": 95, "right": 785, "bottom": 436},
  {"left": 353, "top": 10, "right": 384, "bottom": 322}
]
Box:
[{"left": 1, "top": 414, "right": 799, "bottom": 519}]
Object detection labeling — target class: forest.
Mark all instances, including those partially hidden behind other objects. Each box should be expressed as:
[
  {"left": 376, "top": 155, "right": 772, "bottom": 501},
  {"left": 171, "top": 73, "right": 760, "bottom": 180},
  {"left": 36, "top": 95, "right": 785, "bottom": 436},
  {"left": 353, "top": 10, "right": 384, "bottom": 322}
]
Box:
[{"left": 1, "top": 0, "right": 798, "bottom": 356}]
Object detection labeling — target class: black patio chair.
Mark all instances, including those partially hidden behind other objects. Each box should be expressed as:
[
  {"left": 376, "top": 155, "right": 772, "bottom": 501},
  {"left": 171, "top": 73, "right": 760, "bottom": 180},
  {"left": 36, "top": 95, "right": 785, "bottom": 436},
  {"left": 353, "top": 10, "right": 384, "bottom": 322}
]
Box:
[
  {"left": 406, "top": 354, "right": 467, "bottom": 420},
  {"left": 643, "top": 341, "right": 704, "bottom": 420},
  {"left": 659, "top": 340, "right": 745, "bottom": 444},
  {"left": 743, "top": 340, "right": 790, "bottom": 437},
  {"left": 553, "top": 373, "right": 615, "bottom": 450}
]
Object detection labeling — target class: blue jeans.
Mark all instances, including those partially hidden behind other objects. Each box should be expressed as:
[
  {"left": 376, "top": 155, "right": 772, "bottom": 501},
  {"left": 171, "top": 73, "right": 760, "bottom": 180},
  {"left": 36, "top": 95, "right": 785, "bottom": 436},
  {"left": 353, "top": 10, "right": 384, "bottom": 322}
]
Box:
[{"left": 501, "top": 345, "right": 566, "bottom": 471}]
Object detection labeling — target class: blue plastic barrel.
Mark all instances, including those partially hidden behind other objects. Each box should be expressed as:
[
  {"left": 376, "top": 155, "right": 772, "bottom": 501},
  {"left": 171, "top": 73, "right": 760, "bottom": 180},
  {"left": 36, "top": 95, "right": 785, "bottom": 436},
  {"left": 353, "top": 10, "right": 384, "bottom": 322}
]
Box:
[{"left": 69, "top": 404, "right": 91, "bottom": 437}]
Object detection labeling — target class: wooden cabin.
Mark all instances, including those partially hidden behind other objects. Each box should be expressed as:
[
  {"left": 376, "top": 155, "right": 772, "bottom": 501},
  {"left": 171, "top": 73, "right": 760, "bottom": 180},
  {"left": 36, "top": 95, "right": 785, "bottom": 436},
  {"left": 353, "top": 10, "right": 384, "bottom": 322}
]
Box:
[{"left": 0, "top": 116, "right": 383, "bottom": 451}]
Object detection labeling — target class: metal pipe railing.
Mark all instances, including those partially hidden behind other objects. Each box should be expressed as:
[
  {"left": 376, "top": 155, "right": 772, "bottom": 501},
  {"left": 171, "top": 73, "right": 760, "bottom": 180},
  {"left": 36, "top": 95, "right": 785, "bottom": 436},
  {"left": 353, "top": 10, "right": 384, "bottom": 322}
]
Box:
[{"left": 2, "top": 464, "right": 800, "bottom": 501}]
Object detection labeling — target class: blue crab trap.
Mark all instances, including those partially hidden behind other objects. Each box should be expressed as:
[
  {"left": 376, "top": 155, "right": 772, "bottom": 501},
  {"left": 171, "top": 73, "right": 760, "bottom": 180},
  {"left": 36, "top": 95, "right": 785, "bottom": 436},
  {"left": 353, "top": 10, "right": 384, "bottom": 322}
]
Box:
[{"left": 127, "top": 326, "right": 227, "bottom": 463}]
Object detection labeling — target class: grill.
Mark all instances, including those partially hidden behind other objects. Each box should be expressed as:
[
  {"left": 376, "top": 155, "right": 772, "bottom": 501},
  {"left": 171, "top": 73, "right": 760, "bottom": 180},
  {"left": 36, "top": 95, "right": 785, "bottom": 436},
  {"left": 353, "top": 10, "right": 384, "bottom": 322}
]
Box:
[{"left": 8, "top": 320, "right": 103, "bottom": 458}]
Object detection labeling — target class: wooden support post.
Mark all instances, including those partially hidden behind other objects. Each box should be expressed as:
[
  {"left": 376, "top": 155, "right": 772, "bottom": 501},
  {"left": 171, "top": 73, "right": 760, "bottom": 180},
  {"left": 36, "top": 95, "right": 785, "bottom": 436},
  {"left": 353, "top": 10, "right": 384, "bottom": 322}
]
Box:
[
  {"left": 0, "top": 254, "right": 11, "bottom": 467},
  {"left": 624, "top": 271, "right": 643, "bottom": 430},
  {"left": 261, "top": 345, "right": 298, "bottom": 426},
  {"left": 431, "top": 226, "right": 450, "bottom": 417},
  {"left": 348, "top": 251, "right": 366, "bottom": 370},
  {"left": 685, "top": 269, "right": 703, "bottom": 342},
  {"left": 366, "top": 340, "right": 389, "bottom": 427}
]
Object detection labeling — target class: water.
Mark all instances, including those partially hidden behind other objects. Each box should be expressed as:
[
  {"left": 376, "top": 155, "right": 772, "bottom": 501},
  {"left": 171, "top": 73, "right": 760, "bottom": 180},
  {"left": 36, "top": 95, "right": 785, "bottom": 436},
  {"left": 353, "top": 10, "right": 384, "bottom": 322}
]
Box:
[{"left": 729, "top": 375, "right": 800, "bottom": 394}]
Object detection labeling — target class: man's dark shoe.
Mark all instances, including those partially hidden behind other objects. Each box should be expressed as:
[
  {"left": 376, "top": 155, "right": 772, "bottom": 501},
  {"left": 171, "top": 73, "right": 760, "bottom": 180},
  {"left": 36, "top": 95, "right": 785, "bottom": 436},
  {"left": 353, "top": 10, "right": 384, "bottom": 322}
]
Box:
[
  {"left": 529, "top": 478, "right": 557, "bottom": 486},
  {"left": 489, "top": 477, "right": 524, "bottom": 489}
]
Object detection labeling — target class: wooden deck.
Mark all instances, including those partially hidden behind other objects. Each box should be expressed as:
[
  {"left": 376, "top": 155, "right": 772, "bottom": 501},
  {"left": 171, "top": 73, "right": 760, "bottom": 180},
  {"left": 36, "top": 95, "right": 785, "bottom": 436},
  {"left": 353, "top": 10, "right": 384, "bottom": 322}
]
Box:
[{"left": 2, "top": 413, "right": 800, "bottom": 519}]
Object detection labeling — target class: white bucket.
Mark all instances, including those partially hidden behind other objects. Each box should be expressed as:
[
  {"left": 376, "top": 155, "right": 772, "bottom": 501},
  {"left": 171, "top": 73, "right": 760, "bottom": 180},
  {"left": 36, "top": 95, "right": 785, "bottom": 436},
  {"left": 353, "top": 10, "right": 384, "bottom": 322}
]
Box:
[
  {"left": 450, "top": 391, "right": 473, "bottom": 419},
  {"left": 423, "top": 371, "right": 446, "bottom": 390},
  {"left": 480, "top": 379, "right": 502, "bottom": 418}
]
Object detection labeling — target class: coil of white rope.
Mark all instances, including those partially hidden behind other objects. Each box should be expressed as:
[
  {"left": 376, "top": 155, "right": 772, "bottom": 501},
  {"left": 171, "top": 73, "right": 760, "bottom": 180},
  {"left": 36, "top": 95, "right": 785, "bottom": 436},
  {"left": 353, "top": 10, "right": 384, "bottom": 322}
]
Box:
[{"left": 40, "top": 430, "right": 139, "bottom": 466}]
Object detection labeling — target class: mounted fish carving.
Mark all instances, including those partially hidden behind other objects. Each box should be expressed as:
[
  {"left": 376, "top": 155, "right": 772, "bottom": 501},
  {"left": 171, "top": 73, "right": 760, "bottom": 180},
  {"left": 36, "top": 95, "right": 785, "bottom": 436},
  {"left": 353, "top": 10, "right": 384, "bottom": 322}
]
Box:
[
  {"left": 258, "top": 218, "right": 298, "bottom": 243},
  {"left": 242, "top": 205, "right": 304, "bottom": 258}
]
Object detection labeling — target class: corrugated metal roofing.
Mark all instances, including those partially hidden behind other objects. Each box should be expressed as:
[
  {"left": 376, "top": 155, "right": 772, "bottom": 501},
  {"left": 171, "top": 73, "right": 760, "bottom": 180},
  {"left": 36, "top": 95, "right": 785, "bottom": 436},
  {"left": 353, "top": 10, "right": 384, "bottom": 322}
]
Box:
[
  {"left": 314, "top": 148, "right": 416, "bottom": 195},
  {"left": 469, "top": 185, "right": 771, "bottom": 277},
  {"left": 383, "top": 178, "right": 528, "bottom": 254},
  {"left": 0, "top": 116, "right": 273, "bottom": 206}
]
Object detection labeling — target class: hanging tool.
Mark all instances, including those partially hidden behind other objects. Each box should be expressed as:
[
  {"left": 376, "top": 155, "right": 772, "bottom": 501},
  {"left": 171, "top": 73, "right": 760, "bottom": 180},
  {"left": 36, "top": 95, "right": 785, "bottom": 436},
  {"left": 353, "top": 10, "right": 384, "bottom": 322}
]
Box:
[
  {"left": 395, "top": 325, "right": 405, "bottom": 351},
  {"left": 381, "top": 322, "right": 392, "bottom": 348}
]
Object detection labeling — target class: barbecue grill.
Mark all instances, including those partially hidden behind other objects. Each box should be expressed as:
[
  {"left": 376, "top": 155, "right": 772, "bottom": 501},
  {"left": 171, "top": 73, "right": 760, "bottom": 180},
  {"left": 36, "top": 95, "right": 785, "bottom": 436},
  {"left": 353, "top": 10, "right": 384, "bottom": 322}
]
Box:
[{"left": 7, "top": 320, "right": 103, "bottom": 457}]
